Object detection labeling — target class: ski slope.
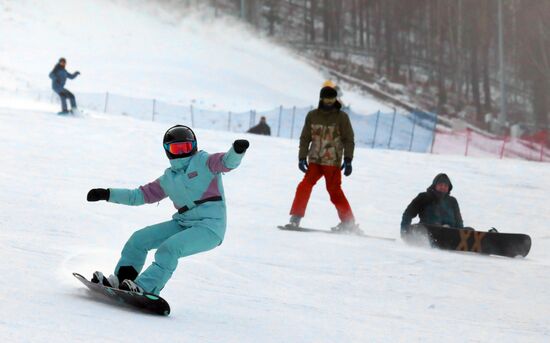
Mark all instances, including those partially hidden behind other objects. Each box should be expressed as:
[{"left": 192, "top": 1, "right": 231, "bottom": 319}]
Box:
[
  {"left": 1, "top": 98, "right": 550, "bottom": 342},
  {"left": 1, "top": 0, "right": 549, "bottom": 341},
  {"left": 0, "top": 0, "right": 391, "bottom": 114}
]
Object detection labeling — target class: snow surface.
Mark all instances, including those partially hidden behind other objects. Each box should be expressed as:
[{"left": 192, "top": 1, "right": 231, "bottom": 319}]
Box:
[
  {"left": 1, "top": 1, "right": 550, "bottom": 342},
  {"left": 1, "top": 97, "right": 550, "bottom": 342},
  {"left": 0, "top": 0, "right": 391, "bottom": 114}
]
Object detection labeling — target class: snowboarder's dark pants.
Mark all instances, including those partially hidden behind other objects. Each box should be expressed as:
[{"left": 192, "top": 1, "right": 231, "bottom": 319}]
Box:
[{"left": 56, "top": 88, "right": 77, "bottom": 112}]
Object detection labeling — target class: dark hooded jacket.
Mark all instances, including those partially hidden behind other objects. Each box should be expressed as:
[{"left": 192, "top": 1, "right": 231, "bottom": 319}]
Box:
[
  {"left": 400, "top": 173, "right": 463, "bottom": 232},
  {"left": 298, "top": 100, "right": 355, "bottom": 167}
]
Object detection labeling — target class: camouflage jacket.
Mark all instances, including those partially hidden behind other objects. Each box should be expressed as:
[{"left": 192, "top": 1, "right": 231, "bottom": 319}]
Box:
[{"left": 298, "top": 103, "right": 355, "bottom": 166}]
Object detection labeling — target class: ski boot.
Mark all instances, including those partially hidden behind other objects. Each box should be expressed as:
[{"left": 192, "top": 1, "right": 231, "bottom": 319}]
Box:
[
  {"left": 284, "top": 215, "right": 302, "bottom": 230},
  {"left": 331, "top": 220, "right": 363, "bottom": 235}
]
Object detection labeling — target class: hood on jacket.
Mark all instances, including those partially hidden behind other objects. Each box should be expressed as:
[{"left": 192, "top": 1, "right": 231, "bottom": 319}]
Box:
[{"left": 427, "top": 173, "right": 453, "bottom": 193}]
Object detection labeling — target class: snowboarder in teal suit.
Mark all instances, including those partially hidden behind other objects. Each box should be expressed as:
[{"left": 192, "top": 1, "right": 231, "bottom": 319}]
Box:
[{"left": 87, "top": 125, "right": 249, "bottom": 294}]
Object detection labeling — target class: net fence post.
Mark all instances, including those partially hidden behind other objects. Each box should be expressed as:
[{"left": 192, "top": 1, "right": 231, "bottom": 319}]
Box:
[
  {"left": 371, "top": 110, "right": 380, "bottom": 149},
  {"left": 387, "top": 108, "right": 397, "bottom": 149},
  {"left": 429, "top": 112, "right": 438, "bottom": 154},
  {"left": 104, "top": 92, "right": 109, "bottom": 113},
  {"left": 277, "top": 105, "right": 283, "bottom": 137},
  {"left": 465, "top": 128, "right": 471, "bottom": 156},
  {"left": 290, "top": 106, "right": 296, "bottom": 139},
  {"left": 499, "top": 135, "right": 507, "bottom": 159},
  {"left": 408, "top": 111, "right": 417, "bottom": 152}
]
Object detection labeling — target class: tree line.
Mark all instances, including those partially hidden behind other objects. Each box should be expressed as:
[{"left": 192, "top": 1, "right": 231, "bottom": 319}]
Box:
[{"left": 206, "top": 0, "right": 549, "bottom": 131}]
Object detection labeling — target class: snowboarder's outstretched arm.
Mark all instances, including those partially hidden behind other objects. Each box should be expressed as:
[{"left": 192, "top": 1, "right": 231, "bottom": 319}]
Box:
[
  {"left": 67, "top": 70, "right": 80, "bottom": 79},
  {"left": 206, "top": 139, "right": 249, "bottom": 173},
  {"left": 87, "top": 178, "right": 168, "bottom": 206}
]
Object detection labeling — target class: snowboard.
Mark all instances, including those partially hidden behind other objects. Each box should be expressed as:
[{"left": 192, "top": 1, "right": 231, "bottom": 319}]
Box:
[
  {"left": 402, "top": 224, "right": 531, "bottom": 258},
  {"left": 73, "top": 273, "right": 170, "bottom": 316},
  {"left": 277, "top": 225, "right": 395, "bottom": 242}
]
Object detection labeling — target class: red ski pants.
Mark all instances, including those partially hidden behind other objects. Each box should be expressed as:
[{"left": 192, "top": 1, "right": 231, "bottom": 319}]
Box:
[{"left": 290, "top": 163, "right": 354, "bottom": 222}]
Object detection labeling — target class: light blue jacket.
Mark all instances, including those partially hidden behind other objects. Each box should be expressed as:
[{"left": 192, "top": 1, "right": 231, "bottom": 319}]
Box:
[{"left": 108, "top": 146, "right": 245, "bottom": 240}]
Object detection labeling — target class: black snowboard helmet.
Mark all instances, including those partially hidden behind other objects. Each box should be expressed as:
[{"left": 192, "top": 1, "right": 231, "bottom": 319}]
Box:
[{"left": 162, "top": 125, "right": 197, "bottom": 159}]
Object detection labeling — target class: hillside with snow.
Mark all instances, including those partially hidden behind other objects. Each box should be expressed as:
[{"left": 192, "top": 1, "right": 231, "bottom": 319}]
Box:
[
  {"left": 1, "top": 1, "right": 549, "bottom": 342},
  {"left": 0, "top": 0, "right": 390, "bottom": 114}
]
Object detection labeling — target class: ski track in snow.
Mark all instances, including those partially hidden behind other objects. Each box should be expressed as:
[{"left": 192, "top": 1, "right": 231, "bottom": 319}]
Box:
[{"left": 0, "top": 101, "right": 549, "bottom": 342}]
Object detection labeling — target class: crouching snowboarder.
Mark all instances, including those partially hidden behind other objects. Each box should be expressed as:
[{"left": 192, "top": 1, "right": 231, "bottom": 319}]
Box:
[
  {"left": 87, "top": 125, "right": 249, "bottom": 294},
  {"left": 400, "top": 173, "right": 464, "bottom": 237},
  {"left": 49, "top": 57, "right": 80, "bottom": 115}
]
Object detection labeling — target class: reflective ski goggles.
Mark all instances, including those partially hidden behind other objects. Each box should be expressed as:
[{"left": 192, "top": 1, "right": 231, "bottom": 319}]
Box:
[{"left": 163, "top": 141, "right": 196, "bottom": 155}]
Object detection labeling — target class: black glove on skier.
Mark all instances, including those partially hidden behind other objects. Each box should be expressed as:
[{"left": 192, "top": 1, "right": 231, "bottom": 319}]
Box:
[
  {"left": 75, "top": 71, "right": 81, "bottom": 76},
  {"left": 87, "top": 188, "right": 110, "bottom": 202},
  {"left": 233, "top": 139, "right": 249, "bottom": 154},
  {"left": 299, "top": 159, "right": 308, "bottom": 173},
  {"left": 341, "top": 158, "right": 352, "bottom": 177}
]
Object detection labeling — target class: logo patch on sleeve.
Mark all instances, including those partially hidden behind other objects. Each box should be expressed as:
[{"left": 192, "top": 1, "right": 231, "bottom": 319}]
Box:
[{"left": 187, "top": 171, "right": 198, "bottom": 179}]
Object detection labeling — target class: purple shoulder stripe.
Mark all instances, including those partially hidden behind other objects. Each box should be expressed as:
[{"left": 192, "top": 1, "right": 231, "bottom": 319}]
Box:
[
  {"left": 207, "top": 153, "right": 232, "bottom": 173},
  {"left": 139, "top": 179, "right": 167, "bottom": 204}
]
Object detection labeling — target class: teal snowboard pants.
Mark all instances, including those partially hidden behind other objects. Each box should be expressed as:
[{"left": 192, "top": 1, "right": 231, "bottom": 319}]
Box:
[{"left": 114, "top": 220, "right": 221, "bottom": 294}]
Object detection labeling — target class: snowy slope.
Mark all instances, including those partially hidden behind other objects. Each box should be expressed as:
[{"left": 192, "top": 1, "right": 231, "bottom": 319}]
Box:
[
  {"left": 1, "top": 1, "right": 550, "bottom": 342},
  {"left": 0, "top": 0, "right": 391, "bottom": 114},
  {"left": 1, "top": 99, "right": 550, "bottom": 342}
]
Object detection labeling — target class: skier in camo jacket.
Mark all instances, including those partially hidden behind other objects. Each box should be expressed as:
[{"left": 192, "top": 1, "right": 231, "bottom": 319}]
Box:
[{"left": 286, "top": 86, "right": 358, "bottom": 232}]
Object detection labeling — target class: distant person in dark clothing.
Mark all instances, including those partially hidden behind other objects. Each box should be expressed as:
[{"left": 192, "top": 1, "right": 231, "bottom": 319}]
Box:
[
  {"left": 49, "top": 57, "right": 80, "bottom": 114},
  {"left": 401, "top": 173, "right": 464, "bottom": 236},
  {"left": 247, "top": 116, "right": 271, "bottom": 136}
]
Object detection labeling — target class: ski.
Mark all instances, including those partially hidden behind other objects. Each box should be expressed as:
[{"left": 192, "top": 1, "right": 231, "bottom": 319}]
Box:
[{"left": 277, "top": 225, "right": 395, "bottom": 241}]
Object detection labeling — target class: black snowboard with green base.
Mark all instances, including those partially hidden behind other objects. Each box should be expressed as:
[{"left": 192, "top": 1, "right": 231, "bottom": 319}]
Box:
[
  {"left": 402, "top": 224, "right": 531, "bottom": 258},
  {"left": 73, "top": 273, "right": 170, "bottom": 316}
]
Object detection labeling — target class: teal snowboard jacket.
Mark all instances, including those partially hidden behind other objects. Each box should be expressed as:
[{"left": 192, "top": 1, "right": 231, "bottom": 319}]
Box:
[{"left": 107, "top": 146, "right": 245, "bottom": 240}]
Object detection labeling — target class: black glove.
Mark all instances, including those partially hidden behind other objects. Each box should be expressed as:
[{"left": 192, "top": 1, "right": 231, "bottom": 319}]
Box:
[
  {"left": 299, "top": 159, "right": 308, "bottom": 173},
  {"left": 233, "top": 139, "right": 249, "bottom": 154},
  {"left": 341, "top": 157, "right": 352, "bottom": 176},
  {"left": 75, "top": 71, "right": 81, "bottom": 76},
  {"left": 87, "top": 188, "right": 110, "bottom": 202}
]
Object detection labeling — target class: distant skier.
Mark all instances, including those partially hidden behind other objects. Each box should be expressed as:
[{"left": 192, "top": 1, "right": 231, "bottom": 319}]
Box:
[
  {"left": 286, "top": 86, "right": 357, "bottom": 232},
  {"left": 247, "top": 116, "right": 271, "bottom": 136},
  {"left": 400, "top": 173, "right": 464, "bottom": 236},
  {"left": 49, "top": 57, "right": 80, "bottom": 114},
  {"left": 86, "top": 125, "right": 249, "bottom": 294}
]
